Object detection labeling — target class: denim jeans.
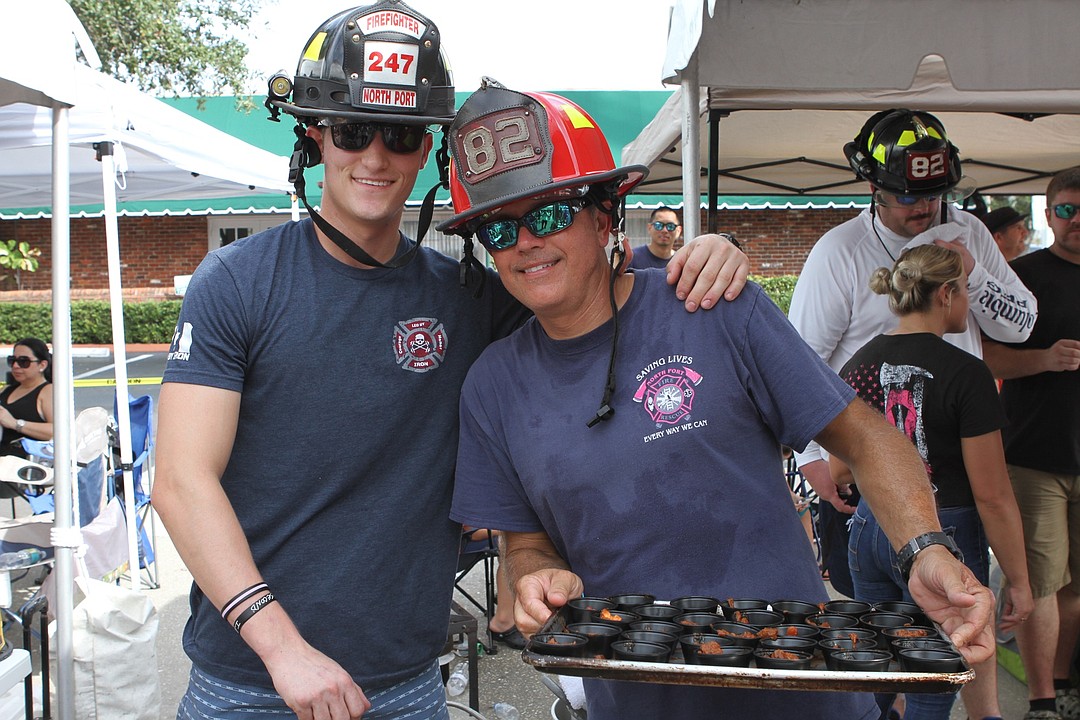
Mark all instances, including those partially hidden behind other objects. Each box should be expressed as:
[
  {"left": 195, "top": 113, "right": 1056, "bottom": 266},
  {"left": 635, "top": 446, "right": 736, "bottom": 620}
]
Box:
[
  {"left": 178, "top": 661, "right": 451, "bottom": 720},
  {"left": 848, "top": 500, "right": 988, "bottom": 720}
]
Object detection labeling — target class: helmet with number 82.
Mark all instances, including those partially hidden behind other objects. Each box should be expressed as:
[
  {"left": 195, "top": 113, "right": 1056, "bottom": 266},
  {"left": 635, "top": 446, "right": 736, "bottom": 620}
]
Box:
[
  {"left": 269, "top": 0, "right": 454, "bottom": 126},
  {"left": 438, "top": 79, "right": 647, "bottom": 235},
  {"left": 843, "top": 109, "right": 963, "bottom": 197}
]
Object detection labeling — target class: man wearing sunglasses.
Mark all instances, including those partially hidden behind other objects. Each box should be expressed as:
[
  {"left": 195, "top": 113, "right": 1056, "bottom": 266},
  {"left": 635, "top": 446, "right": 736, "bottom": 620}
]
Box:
[
  {"left": 441, "top": 81, "right": 995, "bottom": 720},
  {"left": 787, "top": 109, "right": 1037, "bottom": 720},
  {"left": 983, "top": 167, "right": 1080, "bottom": 720},
  {"left": 786, "top": 111, "right": 1036, "bottom": 581},
  {"left": 629, "top": 206, "right": 682, "bottom": 270},
  {"left": 152, "top": 3, "right": 750, "bottom": 719}
]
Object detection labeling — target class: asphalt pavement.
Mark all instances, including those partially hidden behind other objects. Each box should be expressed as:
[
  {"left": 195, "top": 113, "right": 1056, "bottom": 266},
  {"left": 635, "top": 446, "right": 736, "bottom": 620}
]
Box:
[{"left": 7, "top": 348, "right": 1036, "bottom": 719}]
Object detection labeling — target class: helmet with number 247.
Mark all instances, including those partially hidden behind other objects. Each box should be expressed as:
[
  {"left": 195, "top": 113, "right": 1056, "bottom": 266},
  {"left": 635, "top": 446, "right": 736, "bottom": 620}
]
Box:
[{"left": 438, "top": 78, "right": 647, "bottom": 235}]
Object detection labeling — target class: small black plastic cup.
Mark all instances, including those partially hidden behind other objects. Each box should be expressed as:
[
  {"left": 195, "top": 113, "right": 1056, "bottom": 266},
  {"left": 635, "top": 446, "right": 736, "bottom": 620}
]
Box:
[
  {"left": 770, "top": 600, "right": 821, "bottom": 624},
  {"left": 753, "top": 647, "right": 813, "bottom": 670},
  {"left": 633, "top": 604, "right": 682, "bottom": 620},
  {"left": 611, "top": 639, "right": 671, "bottom": 662},
  {"left": 827, "top": 649, "right": 893, "bottom": 672},
  {"left": 566, "top": 622, "right": 621, "bottom": 659},
  {"left": 674, "top": 612, "right": 723, "bottom": 634},
  {"left": 897, "top": 648, "right": 965, "bottom": 673},
  {"left": 567, "top": 597, "right": 615, "bottom": 624},
  {"left": 670, "top": 596, "right": 721, "bottom": 613},
  {"left": 608, "top": 593, "right": 655, "bottom": 610},
  {"left": 528, "top": 632, "right": 589, "bottom": 658}
]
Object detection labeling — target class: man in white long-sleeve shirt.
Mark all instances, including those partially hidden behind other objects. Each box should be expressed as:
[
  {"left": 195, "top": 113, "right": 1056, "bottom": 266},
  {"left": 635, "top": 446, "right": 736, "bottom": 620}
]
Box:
[{"left": 788, "top": 109, "right": 1037, "bottom": 597}]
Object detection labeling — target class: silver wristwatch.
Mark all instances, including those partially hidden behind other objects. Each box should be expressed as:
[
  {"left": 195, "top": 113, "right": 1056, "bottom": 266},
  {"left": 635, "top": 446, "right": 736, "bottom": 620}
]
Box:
[{"left": 15, "top": 419, "right": 25, "bottom": 431}]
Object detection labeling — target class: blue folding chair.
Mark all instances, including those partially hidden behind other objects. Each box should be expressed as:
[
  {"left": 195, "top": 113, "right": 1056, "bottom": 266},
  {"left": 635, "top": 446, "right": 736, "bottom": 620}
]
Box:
[{"left": 108, "top": 394, "right": 158, "bottom": 589}]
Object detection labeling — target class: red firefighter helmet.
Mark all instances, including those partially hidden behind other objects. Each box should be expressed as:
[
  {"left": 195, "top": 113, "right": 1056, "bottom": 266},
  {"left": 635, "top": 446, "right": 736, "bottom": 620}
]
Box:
[{"left": 438, "top": 79, "right": 646, "bottom": 234}]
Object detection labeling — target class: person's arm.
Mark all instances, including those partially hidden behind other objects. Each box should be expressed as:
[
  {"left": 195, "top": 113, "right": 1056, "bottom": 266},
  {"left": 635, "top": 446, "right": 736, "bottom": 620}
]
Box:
[
  {"left": 982, "top": 338, "right": 1080, "bottom": 379},
  {"left": 501, "top": 530, "right": 584, "bottom": 636},
  {"left": 153, "top": 382, "right": 369, "bottom": 720},
  {"left": 961, "top": 431, "right": 1034, "bottom": 631},
  {"left": 816, "top": 398, "right": 995, "bottom": 664},
  {"left": 0, "top": 384, "right": 53, "bottom": 441},
  {"left": 933, "top": 236, "right": 1037, "bottom": 343},
  {"left": 665, "top": 233, "right": 749, "bottom": 311}
]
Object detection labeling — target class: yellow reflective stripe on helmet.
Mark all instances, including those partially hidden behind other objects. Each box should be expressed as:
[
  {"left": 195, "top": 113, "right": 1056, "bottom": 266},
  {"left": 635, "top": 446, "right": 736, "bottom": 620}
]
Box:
[
  {"left": 303, "top": 32, "right": 328, "bottom": 62},
  {"left": 561, "top": 104, "right": 595, "bottom": 130},
  {"left": 897, "top": 130, "right": 917, "bottom": 147},
  {"left": 872, "top": 143, "right": 887, "bottom": 165}
]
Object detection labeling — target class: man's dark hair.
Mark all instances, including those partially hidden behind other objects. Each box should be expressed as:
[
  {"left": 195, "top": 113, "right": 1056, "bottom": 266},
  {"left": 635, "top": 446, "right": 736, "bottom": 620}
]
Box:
[
  {"left": 649, "top": 206, "right": 680, "bottom": 223},
  {"left": 1047, "top": 166, "right": 1080, "bottom": 204}
]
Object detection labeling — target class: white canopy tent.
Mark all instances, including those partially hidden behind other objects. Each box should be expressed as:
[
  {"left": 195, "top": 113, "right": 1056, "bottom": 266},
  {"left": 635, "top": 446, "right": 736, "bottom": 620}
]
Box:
[
  {"left": 0, "top": 3, "right": 293, "bottom": 718},
  {"left": 623, "top": 0, "right": 1080, "bottom": 240},
  {"left": 0, "top": 62, "right": 292, "bottom": 211}
]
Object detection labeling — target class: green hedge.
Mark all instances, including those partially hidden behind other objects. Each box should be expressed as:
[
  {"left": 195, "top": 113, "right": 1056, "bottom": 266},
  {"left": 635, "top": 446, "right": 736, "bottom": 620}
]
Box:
[
  {"left": 752, "top": 275, "right": 798, "bottom": 315},
  {"left": 0, "top": 300, "right": 182, "bottom": 344}
]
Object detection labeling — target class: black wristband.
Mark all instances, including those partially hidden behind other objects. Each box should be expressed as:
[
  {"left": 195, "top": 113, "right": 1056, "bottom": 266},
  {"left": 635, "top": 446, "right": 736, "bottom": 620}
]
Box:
[
  {"left": 233, "top": 592, "right": 277, "bottom": 634},
  {"left": 896, "top": 532, "right": 963, "bottom": 582},
  {"left": 221, "top": 582, "right": 269, "bottom": 621}
]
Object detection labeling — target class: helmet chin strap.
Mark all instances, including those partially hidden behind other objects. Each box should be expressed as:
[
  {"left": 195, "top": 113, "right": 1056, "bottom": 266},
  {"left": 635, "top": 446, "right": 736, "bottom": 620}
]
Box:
[
  {"left": 289, "top": 124, "right": 448, "bottom": 269},
  {"left": 586, "top": 209, "right": 627, "bottom": 429}
]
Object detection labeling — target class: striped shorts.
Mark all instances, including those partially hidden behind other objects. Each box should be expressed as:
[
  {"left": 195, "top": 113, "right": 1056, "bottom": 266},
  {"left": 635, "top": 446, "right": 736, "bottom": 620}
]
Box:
[{"left": 177, "top": 661, "right": 450, "bottom": 719}]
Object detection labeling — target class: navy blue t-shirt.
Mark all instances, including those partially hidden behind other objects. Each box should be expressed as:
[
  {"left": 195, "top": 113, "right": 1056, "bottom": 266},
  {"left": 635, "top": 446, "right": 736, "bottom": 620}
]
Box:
[
  {"left": 453, "top": 270, "right": 875, "bottom": 720},
  {"left": 628, "top": 244, "right": 670, "bottom": 270},
  {"left": 163, "top": 218, "right": 526, "bottom": 689}
]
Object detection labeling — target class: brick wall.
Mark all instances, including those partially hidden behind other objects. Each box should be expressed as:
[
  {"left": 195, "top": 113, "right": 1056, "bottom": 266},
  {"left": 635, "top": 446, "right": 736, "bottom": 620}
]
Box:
[{"left": 2, "top": 207, "right": 863, "bottom": 292}]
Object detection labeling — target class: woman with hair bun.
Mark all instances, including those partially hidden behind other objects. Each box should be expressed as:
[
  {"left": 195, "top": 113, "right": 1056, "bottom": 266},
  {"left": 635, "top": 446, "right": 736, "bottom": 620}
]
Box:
[
  {"left": 0, "top": 336, "right": 53, "bottom": 460},
  {"left": 831, "top": 244, "right": 1033, "bottom": 720}
]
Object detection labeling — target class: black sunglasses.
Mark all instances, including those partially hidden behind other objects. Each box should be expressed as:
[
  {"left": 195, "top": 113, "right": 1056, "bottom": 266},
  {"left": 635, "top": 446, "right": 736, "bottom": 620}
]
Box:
[
  {"left": 650, "top": 221, "right": 679, "bottom": 232},
  {"left": 328, "top": 122, "right": 427, "bottom": 154},
  {"left": 1052, "top": 203, "right": 1080, "bottom": 220},
  {"left": 476, "top": 198, "right": 592, "bottom": 251},
  {"left": 7, "top": 355, "right": 38, "bottom": 368}
]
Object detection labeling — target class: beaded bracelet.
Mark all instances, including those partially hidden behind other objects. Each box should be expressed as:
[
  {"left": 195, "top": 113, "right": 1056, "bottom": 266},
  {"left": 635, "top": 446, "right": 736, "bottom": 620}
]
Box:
[
  {"left": 220, "top": 582, "right": 269, "bottom": 621},
  {"left": 233, "top": 592, "right": 277, "bottom": 634}
]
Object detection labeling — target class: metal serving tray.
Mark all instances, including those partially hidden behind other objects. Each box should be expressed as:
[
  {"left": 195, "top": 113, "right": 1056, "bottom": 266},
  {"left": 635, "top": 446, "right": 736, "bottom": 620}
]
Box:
[{"left": 522, "top": 606, "right": 974, "bottom": 694}]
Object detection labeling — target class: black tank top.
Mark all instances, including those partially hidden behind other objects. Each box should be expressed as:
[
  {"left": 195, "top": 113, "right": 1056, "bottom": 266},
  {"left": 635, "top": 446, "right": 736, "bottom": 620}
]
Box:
[{"left": 0, "top": 382, "right": 47, "bottom": 457}]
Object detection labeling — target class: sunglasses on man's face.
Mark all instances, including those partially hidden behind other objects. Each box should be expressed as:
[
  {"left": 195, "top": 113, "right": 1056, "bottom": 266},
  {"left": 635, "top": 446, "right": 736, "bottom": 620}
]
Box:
[
  {"left": 651, "top": 221, "right": 679, "bottom": 232},
  {"left": 1052, "top": 203, "right": 1080, "bottom": 220},
  {"left": 6, "top": 355, "right": 37, "bottom": 368},
  {"left": 476, "top": 198, "right": 592, "bottom": 252},
  {"left": 327, "top": 122, "right": 427, "bottom": 154},
  {"left": 877, "top": 191, "right": 941, "bottom": 207}
]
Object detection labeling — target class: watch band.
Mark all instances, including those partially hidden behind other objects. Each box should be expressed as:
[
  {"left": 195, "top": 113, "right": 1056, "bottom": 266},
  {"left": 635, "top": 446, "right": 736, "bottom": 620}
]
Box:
[{"left": 896, "top": 531, "right": 963, "bottom": 582}]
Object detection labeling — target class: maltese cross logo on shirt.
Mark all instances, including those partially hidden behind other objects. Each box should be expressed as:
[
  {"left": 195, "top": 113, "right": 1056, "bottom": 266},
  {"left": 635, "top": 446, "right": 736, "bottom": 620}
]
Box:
[
  {"left": 393, "top": 317, "right": 447, "bottom": 373},
  {"left": 633, "top": 366, "right": 703, "bottom": 425}
]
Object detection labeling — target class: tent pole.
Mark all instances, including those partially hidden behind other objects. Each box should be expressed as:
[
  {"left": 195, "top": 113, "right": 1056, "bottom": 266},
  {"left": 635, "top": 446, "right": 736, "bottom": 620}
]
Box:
[
  {"left": 707, "top": 108, "right": 721, "bottom": 234},
  {"left": 96, "top": 142, "right": 140, "bottom": 592},
  {"left": 680, "top": 56, "right": 701, "bottom": 241},
  {"left": 51, "top": 103, "right": 76, "bottom": 720}
]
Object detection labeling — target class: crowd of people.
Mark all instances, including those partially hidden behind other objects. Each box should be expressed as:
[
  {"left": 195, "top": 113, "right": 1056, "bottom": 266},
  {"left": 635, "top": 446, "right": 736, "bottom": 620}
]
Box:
[{"left": 138, "top": 2, "right": 1076, "bottom": 719}]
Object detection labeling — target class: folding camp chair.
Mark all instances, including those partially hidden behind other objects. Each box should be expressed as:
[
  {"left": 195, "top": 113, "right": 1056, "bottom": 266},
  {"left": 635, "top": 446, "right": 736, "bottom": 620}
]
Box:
[
  {"left": 455, "top": 528, "right": 499, "bottom": 654},
  {"left": 108, "top": 394, "right": 158, "bottom": 589}
]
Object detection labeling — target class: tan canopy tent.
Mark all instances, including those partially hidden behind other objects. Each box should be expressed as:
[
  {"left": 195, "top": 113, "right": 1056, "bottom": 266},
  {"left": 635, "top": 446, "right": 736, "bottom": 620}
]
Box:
[{"left": 622, "top": 0, "right": 1080, "bottom": 239}]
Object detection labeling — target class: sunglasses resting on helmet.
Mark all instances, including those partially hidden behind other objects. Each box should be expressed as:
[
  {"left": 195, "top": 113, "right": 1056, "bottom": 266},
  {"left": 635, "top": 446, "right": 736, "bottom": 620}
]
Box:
[
  {"left": 325, "top": 122, "right": 427, "bottom": 154},
  {"left": 1052, "top": 203, "right": 1080, "bottom": 220},
  {"left": 476, "top": 198, "right": 592, "bottom": 251},
  {"left": 651, "top": 221, "right": 679, "bottom": 232}
]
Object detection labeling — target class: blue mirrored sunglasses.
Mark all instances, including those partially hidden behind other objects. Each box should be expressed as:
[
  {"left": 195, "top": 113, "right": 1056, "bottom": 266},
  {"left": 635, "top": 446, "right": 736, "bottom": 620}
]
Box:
[
  {"left": 884, "top": 192, "right": 941, "bottom": 206},
  {"left": 476, "top": 198, "right": 592, "bottom": 251},
  {"left": 1053, "top": 203, "right": 1080, "bottom": 220},
  {"left": 650, "top": 221, "right": 679, "bottom": 232}
]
